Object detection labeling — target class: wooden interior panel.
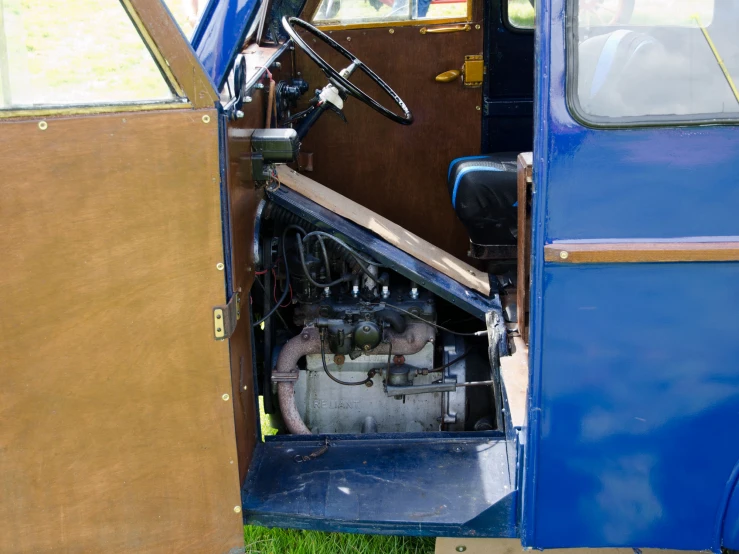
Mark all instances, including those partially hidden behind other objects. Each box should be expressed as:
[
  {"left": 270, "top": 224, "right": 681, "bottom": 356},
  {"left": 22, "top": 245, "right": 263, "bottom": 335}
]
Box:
[
  {"left": 294, "top": 10, "right": 484, "bottom": 260},
  {"left": 516, "top": 152, "right": 532, "bottom": 344},
  {"left": 0, "top": 110, "right": 243, "bottom": 553},
  {"left": 224, "top": 48, "right": 294, "bottom": 482}
]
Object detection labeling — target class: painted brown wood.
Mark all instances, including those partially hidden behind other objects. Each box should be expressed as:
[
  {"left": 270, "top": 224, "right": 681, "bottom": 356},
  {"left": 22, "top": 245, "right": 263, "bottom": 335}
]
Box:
[
  {"left": 293, "top": 5, "right": 484, "bottom": 260},
  {"left": 0, "top": 109, "right": 243, "bottom": 553},
  {"left": 127, "top": 0, "right": 218, "bottom": 108},
  {"left": 516, "top": 152, "right": 532, "bottom": 344},
  {"left": 544, "top": 241, "right": 739, "bottom": 263},
  {"left": 224, "top": 49, "right": 293, "bottom": 482},
  {"left": 276, "top": 165, "right": 491, "bottom": 294}
]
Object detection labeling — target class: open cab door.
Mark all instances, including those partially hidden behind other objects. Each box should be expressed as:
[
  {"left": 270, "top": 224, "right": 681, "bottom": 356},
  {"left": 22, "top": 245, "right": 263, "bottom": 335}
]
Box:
[{"left": 0, "top": 1, "right": 246, "bottom": 551}]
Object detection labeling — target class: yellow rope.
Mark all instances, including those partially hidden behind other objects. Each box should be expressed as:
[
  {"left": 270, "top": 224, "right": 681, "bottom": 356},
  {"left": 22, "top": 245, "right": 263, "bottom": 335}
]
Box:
[{"left": 692, "top": 13, "right": 739, "bottom": 105}]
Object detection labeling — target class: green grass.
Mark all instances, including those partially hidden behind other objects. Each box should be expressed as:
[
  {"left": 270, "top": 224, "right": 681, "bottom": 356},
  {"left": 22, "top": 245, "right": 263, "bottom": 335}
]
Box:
[{"left": 244, "top": 527, "right": 436, "bottom": 554}]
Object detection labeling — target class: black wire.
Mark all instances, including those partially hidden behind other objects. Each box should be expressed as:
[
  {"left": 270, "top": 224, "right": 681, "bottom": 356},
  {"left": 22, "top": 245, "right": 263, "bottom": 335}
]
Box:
[
  {"left": 373, "top": 303, "right": 487, "bottom": 337},
  {"left": 427, "top": 349, "right": 473, "bottom": 373},
  {"left": 320, "top": 334, "right": 371, "bottom": 386},
  {"left": 315, "top": 235, "right": 332, "bottom": 283},
  {"left": 252, "top": 275, "right": 289, "bottom": 331},
  {"left": 301, "top": 231, "right": 384, "bottom": 284},
  {"left": 296, "top": 233, "right": 355, "bottom": 287},
  {"left": 253, "top": 226, "right": 301, "bottom": 328}
]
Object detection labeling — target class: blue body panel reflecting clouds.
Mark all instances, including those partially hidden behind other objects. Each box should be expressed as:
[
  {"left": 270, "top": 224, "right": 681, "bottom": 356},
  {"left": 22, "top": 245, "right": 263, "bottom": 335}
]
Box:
[
  {"left": 192, "top": 0, "right": 260, "bottom": 89},
  {"left": 524, "top": 0, "right": 739, "bottom": 550}
]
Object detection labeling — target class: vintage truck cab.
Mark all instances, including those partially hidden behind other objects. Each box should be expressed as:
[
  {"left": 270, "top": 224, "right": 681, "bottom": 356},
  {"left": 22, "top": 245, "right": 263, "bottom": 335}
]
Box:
[{"left": 2, "top": 0, "right": 739, "bottom": 552}]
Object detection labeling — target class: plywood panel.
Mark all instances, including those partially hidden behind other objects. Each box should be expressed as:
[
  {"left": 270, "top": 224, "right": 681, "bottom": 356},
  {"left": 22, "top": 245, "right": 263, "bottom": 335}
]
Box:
[
  {"left": 0, "top": 109, "right": 243, "bottom": 553},
  {"left": 293, "top": 14, "right": 484, "bottom": 261}
]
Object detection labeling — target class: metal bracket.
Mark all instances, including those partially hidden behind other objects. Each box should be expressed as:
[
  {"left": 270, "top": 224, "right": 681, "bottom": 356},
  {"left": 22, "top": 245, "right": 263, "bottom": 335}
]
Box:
[
  {"left": 213, "top": 292, "right": 240, "bottom": 340},
  {"left": 271, "top": 370, "right": 299, "bottom": 382}
]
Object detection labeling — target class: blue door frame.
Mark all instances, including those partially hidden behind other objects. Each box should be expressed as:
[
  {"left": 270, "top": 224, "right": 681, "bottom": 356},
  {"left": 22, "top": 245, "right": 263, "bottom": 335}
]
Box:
[{"left": 523, "top": 0, "right": 739, "bottom": 550}]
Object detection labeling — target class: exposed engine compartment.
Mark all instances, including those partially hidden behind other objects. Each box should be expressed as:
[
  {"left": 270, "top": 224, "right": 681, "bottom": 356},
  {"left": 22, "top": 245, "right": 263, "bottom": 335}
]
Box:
[{"left": 253, "top": 202, "right": 498, "bottom": 435}]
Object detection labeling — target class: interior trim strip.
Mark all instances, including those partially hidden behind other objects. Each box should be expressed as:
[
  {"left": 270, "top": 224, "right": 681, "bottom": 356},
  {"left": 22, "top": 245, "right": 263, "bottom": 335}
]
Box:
[{"left": 544, "top": 240, "right": 739, "bottom": 264}]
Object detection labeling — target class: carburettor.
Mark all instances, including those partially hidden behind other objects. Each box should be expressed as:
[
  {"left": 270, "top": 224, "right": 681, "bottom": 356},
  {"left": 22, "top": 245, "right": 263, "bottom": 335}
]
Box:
[{"left": 294, "top": 290, "right": 436, "bottom": 356}]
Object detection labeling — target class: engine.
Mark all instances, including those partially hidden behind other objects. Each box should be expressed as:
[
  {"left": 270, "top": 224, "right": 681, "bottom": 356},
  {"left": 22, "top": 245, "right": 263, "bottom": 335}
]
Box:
[{"left": 255, "top": 204, "right": 496, "bottom": 435}]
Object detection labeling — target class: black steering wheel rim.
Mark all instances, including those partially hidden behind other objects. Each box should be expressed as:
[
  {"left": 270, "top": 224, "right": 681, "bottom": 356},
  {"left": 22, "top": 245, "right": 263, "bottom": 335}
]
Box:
[{"left": 281, "top": 16, "right": 413, "bottom": 125}]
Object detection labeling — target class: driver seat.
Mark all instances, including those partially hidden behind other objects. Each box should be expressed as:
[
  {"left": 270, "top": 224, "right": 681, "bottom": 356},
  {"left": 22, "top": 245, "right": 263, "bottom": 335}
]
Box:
[{"left": 447, "top": 153, "right": 518, "bottom": 259}]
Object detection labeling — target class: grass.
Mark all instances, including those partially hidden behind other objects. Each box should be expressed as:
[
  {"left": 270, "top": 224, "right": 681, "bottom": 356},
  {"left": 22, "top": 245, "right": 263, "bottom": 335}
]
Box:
[{"left": 244, "top": 527, "right": 436, "bottom": 554}]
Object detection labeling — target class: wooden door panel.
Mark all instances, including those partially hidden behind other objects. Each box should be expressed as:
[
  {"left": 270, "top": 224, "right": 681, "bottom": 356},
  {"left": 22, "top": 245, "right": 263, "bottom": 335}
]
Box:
[
  {"left": 0, "top": 109, "right": 244, "bottom": 553},
  {"left": 295, "top": 15, "right": 484, "bottom": 260}
]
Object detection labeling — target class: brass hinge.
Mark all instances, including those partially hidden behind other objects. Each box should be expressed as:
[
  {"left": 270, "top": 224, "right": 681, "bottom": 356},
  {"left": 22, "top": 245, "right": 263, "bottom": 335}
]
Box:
[{"left": 213, "top": 292, "right": 241, "bottom": 341}]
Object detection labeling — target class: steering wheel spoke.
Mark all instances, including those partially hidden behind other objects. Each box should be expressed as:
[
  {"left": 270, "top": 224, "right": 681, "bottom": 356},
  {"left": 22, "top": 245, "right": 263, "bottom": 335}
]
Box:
[{"left": 281, "top": 17, "right": 413, "bottom": 125}]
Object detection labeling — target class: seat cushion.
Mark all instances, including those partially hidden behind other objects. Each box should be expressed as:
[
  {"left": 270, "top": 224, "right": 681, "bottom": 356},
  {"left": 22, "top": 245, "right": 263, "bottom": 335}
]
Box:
[{"left": 448, "top": 153, "right": 518, "bottom": 246}]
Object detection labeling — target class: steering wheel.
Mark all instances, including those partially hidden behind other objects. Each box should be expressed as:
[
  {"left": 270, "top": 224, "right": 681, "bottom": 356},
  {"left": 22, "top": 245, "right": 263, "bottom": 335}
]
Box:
[{"left": 281, "top": 16, "right": 413, "bottom": 125}]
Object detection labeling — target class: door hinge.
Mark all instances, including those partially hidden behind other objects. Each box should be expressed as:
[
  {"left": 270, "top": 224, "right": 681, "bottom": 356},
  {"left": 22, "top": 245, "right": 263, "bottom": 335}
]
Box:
[{"left": 213, "top": 292, "right": 241, "bottom": 341}]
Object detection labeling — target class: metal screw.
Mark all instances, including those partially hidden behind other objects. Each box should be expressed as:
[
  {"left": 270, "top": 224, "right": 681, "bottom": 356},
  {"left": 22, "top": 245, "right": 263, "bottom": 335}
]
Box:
[
  {"left": 243, "top": 385, "right": 248, "bottom": 390},
  {"left": 475, "top": 24, "right": 481, "bottom": 29},
  {"left": 235, "top": 110, "right": 245, "bottom": 119},
  {"left": 216, "top": 263, "right": 225, "bottom": 270},
  {"left": 389, "top": 28, "right": 395, "bottom": 34},
  {"left": 234, "top": 506, "right": 242, "bottom": 513},
  {"left": 222, "top": 394, "right": 230, "bottom": 401},
  {"left": 216, "top": 314, "right": 222, "bottom": 320},
  {"left": 560, "top": 251, "right": 569, "bottom": 260},
  {"left": 38, "top": 121, "right": 48, "bottom": 130},
  {"left": 273, "top": 61, "right": 282, "bottom": 69},
  {"left": 216, "top": 327, "right": 222, "bottom": 332},
  {"left": 475, "top": 105, "right": 481, "bottom": 111},
  {"left": 456, "top": 547, "right": 467, "bottom": 553},
  {"left": 346, "top": 36, "right": 352, "bottom": 41},
  {"left": 202, "top": 115, "right": 211, "bottom": 123}
]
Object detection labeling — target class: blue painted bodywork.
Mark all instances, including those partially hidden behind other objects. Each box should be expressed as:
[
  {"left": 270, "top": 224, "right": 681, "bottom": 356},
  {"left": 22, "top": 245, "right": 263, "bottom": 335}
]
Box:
[
  {"left": 243, "top": 432, "right": 518, "bottom": 537},
  {"left": 192, "top": 0, "right": 261, "bottom": 89},
  {"left": 523, "top": 0, "right": 739, "bottom": 551}
]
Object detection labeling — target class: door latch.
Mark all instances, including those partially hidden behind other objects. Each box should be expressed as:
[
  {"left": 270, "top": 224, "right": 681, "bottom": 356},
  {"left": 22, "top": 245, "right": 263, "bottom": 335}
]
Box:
[
  {"left": 434, "top": 55, "right": 484, "bottom": 87},
  {"left": 213, "top": 292, "right": 241, "bottom": 340}
]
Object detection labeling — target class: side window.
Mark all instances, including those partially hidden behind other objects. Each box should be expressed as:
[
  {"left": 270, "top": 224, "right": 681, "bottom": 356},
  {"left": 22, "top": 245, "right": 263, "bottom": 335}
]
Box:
[
  {"left": 570, "top": 0, "right": 739, "bottom": 124},
  {"left": 508, "top": 0, "right": 535, "bottom": 30},
  {"left": 0, "top": 1, "right": 175, "bottom": 110},
  {"left": 311, "top": 0, "right": 470, "bottom": 27}
]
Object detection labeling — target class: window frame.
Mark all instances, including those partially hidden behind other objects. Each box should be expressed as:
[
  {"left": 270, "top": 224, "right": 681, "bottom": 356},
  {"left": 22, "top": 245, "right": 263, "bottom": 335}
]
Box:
[
  {"left": 503, "top": 0, "right": 535, "bottom": 33},
  {"left": 566, "top": 0, "right": 739, "bottom": 129},
  {"left": 309, "top": 0, "right": 474, "bottom": 31},
  {"left": 0, "top": 0, "right": 204, "bottom": 119}
]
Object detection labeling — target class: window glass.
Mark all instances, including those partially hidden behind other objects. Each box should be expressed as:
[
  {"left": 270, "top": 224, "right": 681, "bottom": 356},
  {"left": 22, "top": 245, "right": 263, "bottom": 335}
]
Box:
[
  {"left": 312, "top": 0, "right": 468, "bottom": 26},
  {"left": 508, "top": 0, "right": 535, "bottom": 29},
  {"left": 572, "top": 0, "right": 739, "bottom": 123},
  {"left": 0, "top": 0, "right": 174, "bottom": 110},
  {"left": 161, "top": 0, "right": 203, "bottom": 37}
]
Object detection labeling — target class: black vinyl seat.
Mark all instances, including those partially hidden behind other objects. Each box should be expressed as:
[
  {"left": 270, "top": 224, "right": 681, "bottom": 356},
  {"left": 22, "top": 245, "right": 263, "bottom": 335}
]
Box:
[{"left": 447, "top": 153, "right": 518, "bottom": 257}]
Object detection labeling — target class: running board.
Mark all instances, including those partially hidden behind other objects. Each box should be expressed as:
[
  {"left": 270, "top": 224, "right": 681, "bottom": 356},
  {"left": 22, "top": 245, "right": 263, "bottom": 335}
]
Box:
[{"left": 242, "top": 433, "right": 518, "bottom": 537}]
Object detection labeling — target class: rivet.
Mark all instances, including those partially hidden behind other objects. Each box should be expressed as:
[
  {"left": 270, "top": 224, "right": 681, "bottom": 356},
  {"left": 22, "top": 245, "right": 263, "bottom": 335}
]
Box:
[
  {"left": 38, "top": 121, "right": 48, "bottom": 130},
  {"left": 243, "top": 385, "right": 248, "bottom": 390},
  {"left": 475, "top": 24, "right": 480, "bottom": 29},
  {"left": 222, "top": 394, "right": 230, "bottom": 401},
  {"left": 216, "top": 263, "right": 225, "bottom": 270},
  {"left": 456, "top": 547, "right": 467, "bottom": 553},
  {"left": 475, "top": 105, "right": 481, "bottom": 111},
  {"left": 216, "top": 327, "right": 222, "bottom": 332},
  {"left": 216, "top": 314, "right": 222, "bottom": 320},
  {"left": 560, "top": 251, "right": 569, "bottom": 260},
  {"left": 388, "top": 28, "right": 395, "bottom": 34},
  {"left": 346, "top": 36, "right": 351, "bottom": 41},
  {"left": 234, "top": 506, "right": 242, "bottom": 513},
  {"left": 202, "top": 114, "right": 211, "bottom": 123}
]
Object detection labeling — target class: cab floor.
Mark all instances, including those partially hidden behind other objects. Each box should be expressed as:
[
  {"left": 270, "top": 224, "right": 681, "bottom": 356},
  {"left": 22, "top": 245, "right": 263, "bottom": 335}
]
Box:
[{"left": 242, "top": 432, "right": 517, "bottom": 537}]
